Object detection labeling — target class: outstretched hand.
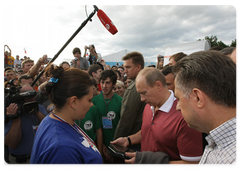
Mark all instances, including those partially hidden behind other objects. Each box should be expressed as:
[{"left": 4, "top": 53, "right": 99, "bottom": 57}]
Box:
[
  {"left": 38, "top": 54, "right": 48, "bottom": 65},
  {"left": 110, "top": 137, "right": 129, "bottom": 147}
]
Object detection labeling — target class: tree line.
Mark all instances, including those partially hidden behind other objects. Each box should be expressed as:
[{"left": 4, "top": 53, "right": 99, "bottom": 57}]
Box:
[{"left": 198, "top": 35, "right": 236, "bottom": 49}]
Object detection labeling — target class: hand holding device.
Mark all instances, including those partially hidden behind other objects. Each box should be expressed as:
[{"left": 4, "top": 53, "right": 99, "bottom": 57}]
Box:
[{"left": 108, "top": 144, "right": 134, "bottom": 160}]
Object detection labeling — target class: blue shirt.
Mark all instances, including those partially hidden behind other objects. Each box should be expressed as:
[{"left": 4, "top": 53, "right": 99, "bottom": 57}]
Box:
[{"left": 30, "top": 115, "right": 103, "bottom": 164}]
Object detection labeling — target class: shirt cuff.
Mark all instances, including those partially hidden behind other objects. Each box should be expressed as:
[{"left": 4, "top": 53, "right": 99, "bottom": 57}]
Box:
[{"left": 180, "top": 155, "right": 202, "bottom": 162}]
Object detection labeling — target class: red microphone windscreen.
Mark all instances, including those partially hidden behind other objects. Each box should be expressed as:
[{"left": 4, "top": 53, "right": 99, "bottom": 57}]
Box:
[{"left": 97, "top": 9, "right": 118, "bottom": 35}]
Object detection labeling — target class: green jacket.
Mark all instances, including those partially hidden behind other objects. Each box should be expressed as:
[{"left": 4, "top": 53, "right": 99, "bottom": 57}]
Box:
[{"left": 114, "top": 80, "right": 146, "bottom": 141}]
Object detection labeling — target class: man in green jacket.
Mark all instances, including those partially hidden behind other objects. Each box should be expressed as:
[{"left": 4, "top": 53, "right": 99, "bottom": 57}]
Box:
[{"left": 114, "top": 52, "right": 146, "bottom": 150}]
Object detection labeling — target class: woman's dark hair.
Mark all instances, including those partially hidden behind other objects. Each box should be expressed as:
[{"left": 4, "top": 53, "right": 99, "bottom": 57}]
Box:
[{"left": 45, "top": 65, "right": 93, "bottom": 109}]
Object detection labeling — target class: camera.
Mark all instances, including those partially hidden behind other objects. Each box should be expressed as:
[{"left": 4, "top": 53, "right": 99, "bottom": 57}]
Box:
[
  {"left": 5, "top": 79, "right": 39, "bottom": 120},
  {"left": 44, "top": 58, "right": 52, "bottom": 63}
]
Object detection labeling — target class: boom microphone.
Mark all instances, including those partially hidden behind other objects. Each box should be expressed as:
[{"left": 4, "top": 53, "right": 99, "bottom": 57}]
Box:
[{"left": 94, "top": 5, "right": 118, "bottom": 35}]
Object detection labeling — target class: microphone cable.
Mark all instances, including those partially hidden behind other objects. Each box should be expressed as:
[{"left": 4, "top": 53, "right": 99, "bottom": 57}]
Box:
[{"left": 85, "top": 5, "right": 92, "bottom": 22}]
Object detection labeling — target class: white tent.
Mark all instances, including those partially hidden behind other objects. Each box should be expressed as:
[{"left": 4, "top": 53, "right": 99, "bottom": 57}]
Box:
[
  {"left": 143, "top": 56, "right": 158, "bottom": 66},
  {"left": 103, "top": 40, "right": 211, "bottom": 67},
  {"left": 103, "top": 49, "right": 157, "bottom": 67},
  {"left": 102, "top": 49, "right": 130, "bottom": 67},
  {"left": 163, "top": 40, "right": 211, "bottom": 66}
]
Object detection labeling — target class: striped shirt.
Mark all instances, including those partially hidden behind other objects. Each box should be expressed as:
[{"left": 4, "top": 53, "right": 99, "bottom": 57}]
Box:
[{"left": 199, "top": 117, "right": 236, "bottom": 164}]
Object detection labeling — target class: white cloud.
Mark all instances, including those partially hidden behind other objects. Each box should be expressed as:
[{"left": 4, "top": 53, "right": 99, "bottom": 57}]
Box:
[{"left": 3, "top": 4, "right": 236, "bottom": 65}]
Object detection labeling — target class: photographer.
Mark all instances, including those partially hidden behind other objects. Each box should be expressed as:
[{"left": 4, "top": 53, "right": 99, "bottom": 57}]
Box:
[
  {"left": 4, "top": 84, "right": 48, "bottom": 163},
  {"left": 83, "top": 45, "right": 102, "bottom": 65},
  {"left": 156, "top": 55, "right": 164, "bottom": 70}
]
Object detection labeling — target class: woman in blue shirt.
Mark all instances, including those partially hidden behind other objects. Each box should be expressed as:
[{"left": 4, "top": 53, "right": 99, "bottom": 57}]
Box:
[{"left": 30, "top": 66, "right": 102, "bottom": 164}]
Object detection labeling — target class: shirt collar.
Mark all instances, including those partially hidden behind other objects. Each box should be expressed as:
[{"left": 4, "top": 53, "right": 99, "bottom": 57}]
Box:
[{"left": 151, "top": 90, "right": 176, "bottom": 113}]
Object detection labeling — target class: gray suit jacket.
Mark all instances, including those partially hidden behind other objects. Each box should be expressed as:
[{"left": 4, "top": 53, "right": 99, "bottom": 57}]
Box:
[{"left": 135, "top": 151, "right": 169, "bottom": 164}]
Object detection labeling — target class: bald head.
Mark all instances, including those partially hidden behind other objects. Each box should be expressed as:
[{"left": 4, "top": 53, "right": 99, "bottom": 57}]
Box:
[{"left": 20, "top": 84, "right": 34, "bottom": 93}]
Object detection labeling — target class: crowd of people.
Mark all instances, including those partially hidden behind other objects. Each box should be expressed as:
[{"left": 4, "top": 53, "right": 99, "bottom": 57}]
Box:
[{"left": 4, "top": 44, "right": 236, "bottom": 164}]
